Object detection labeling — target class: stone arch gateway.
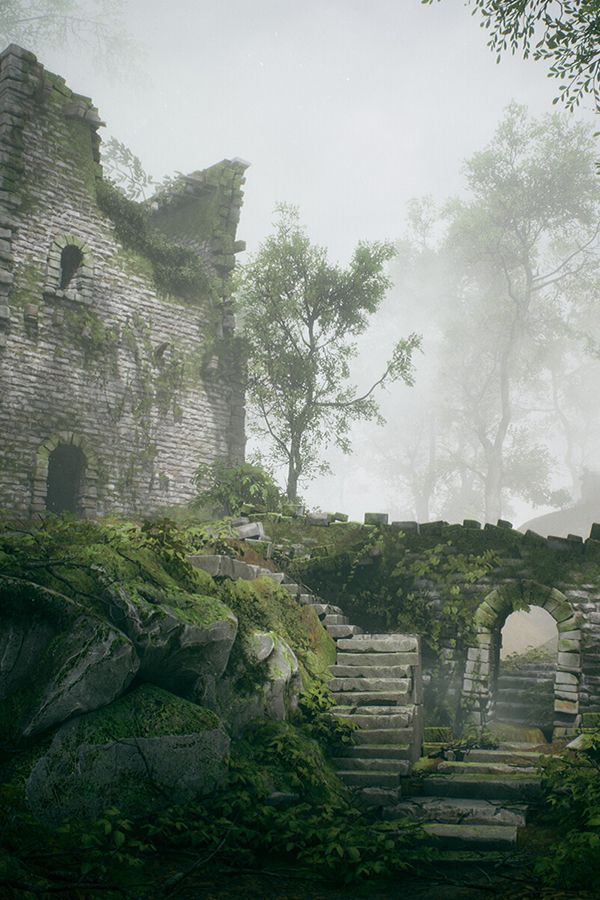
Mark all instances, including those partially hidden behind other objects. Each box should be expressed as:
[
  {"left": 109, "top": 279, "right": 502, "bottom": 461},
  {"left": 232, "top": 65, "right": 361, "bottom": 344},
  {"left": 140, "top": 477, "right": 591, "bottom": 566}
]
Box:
[{"left": 463, "top": 583, "right": 582, "bottom": 739}]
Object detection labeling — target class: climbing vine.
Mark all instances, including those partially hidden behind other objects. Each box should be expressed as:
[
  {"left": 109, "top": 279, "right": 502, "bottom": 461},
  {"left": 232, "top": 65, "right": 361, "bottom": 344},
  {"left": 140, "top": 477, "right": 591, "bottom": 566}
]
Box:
[{"left": 96, "top": 180, "right": 216, "bottom": 302}]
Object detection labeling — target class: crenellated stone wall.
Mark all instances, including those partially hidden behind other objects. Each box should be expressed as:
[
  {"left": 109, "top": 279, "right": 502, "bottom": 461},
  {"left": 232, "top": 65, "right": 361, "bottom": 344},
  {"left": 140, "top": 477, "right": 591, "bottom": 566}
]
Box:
[{"left": 0, "top": 44, "right": 247, "bottom": 518}]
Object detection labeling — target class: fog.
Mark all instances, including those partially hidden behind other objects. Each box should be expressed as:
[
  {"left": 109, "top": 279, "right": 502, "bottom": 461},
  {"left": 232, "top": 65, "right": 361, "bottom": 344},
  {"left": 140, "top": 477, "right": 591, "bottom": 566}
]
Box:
[{"left": 24, "top": 0, "right": 599, "bottom": 529}]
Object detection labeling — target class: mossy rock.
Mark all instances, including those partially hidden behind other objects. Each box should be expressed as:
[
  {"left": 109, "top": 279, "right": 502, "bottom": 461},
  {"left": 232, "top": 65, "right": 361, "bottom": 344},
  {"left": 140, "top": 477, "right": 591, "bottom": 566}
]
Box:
[
  {"left": 25, "top": 684, "right": 228, "bottom": 825},
  {"left": 0, "top": 601, "right": 139, "bottom": 743}
]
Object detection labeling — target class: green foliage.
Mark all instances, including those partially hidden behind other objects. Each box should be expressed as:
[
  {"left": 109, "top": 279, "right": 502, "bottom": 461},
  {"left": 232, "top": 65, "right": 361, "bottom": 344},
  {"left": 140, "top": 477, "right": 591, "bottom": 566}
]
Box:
[
  {"left": 0, "top": 1, "right": 133, "bottom": 72},
  {"left": 237, "top": 203, "right": 420, "bottom": 500},
  {"left": 295, "top": 682, "right": 356, "bottom": 754},
  {"left": 424, "top": 0, "right": 600, "bottom": 110},
  {"left": 96, "top": 179, "right": 213, "bottom": 301},
  {"left": 534, "top": 735, "right": 600, "bottom": 890},
  {"left": 101, "top": 136, "right": 155, "bottom": 200},
  {"left": 140, "top": 721, "right": 425, "bottom": 883},
  {"left": 0, "top": 718, "right": 428, "bottom": 894},
  {"left": 193, "top": 459, "right": 289, "bottom": 516}
]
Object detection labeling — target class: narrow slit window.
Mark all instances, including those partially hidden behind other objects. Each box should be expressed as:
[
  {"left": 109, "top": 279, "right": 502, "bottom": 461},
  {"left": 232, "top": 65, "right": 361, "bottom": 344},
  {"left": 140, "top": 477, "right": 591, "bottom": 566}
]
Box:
[{"left": 60, "top": 244, "right": 84, "bottom": 289}]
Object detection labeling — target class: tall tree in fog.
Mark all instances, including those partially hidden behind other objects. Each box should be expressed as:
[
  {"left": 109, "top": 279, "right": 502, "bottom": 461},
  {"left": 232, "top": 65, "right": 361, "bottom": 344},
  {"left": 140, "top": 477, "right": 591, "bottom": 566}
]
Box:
[
  {"left": 437, "top": 105, "right": 598, "bottom": 522},
  {"left": 237, "top": 206, "right": 420, "bottom": 501}
]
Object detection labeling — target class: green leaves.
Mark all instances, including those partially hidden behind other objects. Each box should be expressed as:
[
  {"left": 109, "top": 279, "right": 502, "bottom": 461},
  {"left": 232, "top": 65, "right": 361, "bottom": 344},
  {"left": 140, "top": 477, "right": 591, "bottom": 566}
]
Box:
[
  {"left": 237, "top": 204, "right": 419, "bottom": 499},
  {"left": 425, "top": 1, "right": 600, "bottom": 111}
]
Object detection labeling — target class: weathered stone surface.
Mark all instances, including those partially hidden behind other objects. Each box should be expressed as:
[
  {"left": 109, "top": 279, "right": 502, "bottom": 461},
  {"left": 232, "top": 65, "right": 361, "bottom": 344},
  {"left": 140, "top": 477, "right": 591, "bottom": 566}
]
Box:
[
  {"left": 0, "top": 44, "right": 247, "bottom": 519},
  {"left": 364, "top": 513, "right": 389, "bottom": 525},
  {"left": 220, "top": 634, "right": 301, "bottom": 733},
  {"left": 1, "top": 612, "right": 139, "bottom": 739},
  {"left": 235, "top": 522, "right": 265, "bottom": 540},
  {"left": 26, "top": 685, "right": 229, "bottom": 824},
  {"left": 247, "top": 630, "right": 275, "bottom": 663},
  {"left": 106, "top": 585, "right": 237, "bottom": 702},
  {"left": 336, "top": 635, "right": 418, "bottom": 653}
]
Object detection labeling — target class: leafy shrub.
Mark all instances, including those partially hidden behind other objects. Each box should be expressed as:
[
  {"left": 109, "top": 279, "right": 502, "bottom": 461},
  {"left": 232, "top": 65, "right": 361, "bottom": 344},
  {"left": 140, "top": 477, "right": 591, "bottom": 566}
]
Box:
[
  {"left": 295, "top": 682, "right": 356, "bottom": 754},
  {"left": 193, "top": 459, "right": 288, "bottom": 515},
  {"left": 534, "top": 735, "right": 600, "bottom": 890}
]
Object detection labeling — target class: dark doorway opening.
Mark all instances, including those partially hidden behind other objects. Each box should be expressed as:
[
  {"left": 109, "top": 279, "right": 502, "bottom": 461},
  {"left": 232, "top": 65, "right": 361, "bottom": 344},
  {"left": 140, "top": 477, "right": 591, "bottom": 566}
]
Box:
[
  {"left": 59, "top": 245, "right": 84, "bottom": 289},
  {"left": 46, "top": 444, "right": 86, "bottom": 514}
]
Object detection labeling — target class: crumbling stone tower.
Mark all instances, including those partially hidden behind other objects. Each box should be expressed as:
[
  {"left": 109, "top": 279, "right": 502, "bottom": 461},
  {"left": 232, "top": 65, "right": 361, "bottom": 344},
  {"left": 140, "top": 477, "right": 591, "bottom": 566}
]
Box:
[{"left": 0, "top": 44, "right": 247, "bottom": 518}]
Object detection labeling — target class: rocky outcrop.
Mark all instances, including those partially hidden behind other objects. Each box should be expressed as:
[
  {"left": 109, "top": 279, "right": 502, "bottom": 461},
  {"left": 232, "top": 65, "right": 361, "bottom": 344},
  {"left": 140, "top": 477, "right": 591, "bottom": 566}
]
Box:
[
  {"left": 26, "top": 685, "right": 230, "bottom": 824},
  {"left": 1, "top": 610, "right": 138, "bottom": 742},
  {"left": 218, "top": 631, "right": 303, "bottom": 733},
  {"left": 105, "top": 584, "right": 238, "bottom": 702}
]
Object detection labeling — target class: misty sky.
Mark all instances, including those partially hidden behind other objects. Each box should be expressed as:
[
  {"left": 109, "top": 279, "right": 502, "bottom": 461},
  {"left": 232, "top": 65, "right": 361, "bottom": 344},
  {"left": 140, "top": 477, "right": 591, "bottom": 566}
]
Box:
[{"left": 30, "top": 1, "right": 598, "bottom": 522}]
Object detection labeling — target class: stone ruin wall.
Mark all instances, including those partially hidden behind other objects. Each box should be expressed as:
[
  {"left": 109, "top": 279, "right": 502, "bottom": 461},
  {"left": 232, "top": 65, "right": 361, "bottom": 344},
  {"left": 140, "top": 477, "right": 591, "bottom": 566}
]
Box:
[
  {"left": 385, "top": 518, "right": 600, "bottom": 734},
  {"left": 0, "top": 44, "right": 247, "bottom": 518}
]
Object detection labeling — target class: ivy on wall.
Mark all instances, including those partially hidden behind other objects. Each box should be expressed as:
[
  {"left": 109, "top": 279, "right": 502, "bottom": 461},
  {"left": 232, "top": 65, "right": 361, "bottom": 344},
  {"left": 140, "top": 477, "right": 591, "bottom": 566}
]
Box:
[{"left": 96, "top": 180, "right": 215, "bottom": 302}]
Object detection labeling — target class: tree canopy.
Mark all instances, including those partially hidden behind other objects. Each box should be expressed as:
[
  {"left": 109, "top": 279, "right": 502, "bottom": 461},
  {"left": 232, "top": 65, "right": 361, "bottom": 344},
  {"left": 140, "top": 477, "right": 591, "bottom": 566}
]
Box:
[
  {"left": 370, "top": 104, "right": 599, "bottom": 523},
  {"left": 423, "top": 0, "right": 600, "bottom": 109},
  {"left": 237, "top": 206, "right": 420, "bottom": 501},
  {"left": 0, "top": 0, "right": 132, "bottom": 69}
]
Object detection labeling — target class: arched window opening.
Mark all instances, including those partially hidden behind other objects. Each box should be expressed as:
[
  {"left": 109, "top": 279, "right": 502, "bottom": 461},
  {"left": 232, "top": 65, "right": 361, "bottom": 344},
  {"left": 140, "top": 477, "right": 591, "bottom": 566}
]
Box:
[
  {"left": 46, "top": 444, "right": 86, "bottom": 514},
  {"left": 59, "top": 244, "right": 84, "bottom": 289},
  {"left": 496, "top": 606, "right": 557, "bottom": 739}
]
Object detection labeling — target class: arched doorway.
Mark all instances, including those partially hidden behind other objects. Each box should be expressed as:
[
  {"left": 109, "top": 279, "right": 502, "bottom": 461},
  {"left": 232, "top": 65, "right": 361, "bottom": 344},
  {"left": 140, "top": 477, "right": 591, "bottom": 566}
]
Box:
[
  {"left": 31, "top": 433, "right": 98, "bottom": 518},
  {"left": 46, "top": 443, "right": 86, "bottom": 514},
  {"left": 495, "top": 606, "right": 557, "bottom": 737},
  {"left": 462, "top": 583, "right": 582, "bottom": 739}
]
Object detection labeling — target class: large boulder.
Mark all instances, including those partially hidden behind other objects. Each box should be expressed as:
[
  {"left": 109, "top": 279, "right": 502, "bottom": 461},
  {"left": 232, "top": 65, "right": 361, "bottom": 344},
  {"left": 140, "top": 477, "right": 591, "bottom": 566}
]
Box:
[
  {"left": 222, "top": 631, "right": 302, "bottom": 733},
  {"left": 26, "top": 684, "right": 230, "bottom": 825},
  {"left": 105, "top": 584, "right": 238, "bottom": 703},
  {"left": 1, "top": 609, "right": 139, "bottom": 742}
]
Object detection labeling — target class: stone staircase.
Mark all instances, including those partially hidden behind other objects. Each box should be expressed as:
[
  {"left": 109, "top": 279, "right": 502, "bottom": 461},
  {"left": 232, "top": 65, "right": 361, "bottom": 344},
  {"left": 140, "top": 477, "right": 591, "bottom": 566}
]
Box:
[
  {"left": 187, "top": 553, "right": 424, "bottom": 795},
  {"left": 493, "top": 661, "right": 555, "bottom": 728},
  {"left": 387, "top": 743, "right": 543, "bottom": 852},
  {"left": 325, "top": 633, "right": 423, "bottom": 801}
]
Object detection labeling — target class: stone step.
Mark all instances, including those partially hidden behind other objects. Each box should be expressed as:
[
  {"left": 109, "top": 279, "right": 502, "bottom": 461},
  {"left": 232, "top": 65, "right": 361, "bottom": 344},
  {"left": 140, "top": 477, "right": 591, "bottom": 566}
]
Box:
[
  {"left": 500, "top": 663, "right": 554, "bottom": 674},
  {"left": 336, "top": 635, "right": 418, "bottom": 654},
  {"left": 421, "top": 823, "right": 518, "bottom": 851},
  {"left": 280, "top": 583, "right": 300, "bottom": 596},
  {"left": 336, "top": 652, "right": 418, "bottom": 667},
  {"left": 297, "top": 593, "right": 314, "bottom": 605},
  {"left": 332, "top": 704, "right": 416, "bottom": 717},
  {"left": 331, "top": 757, "right": 410, "bottom": 775},
  {"left": 354, "top": 787, "right": 401, "bottom": 808},
  {"left": 466, "top": 749, "right": 542, "bottom": 765},
  {"left": 329, "top": 664, "right": 411, "bottom": 679},
  {"left": 337, "top": 770, "right": 401, "bottom": 788},
  {"left": 354, "top": 728, "right": 416, "bottom": 745},
  {"left": 329, "top": 677, "right": 412, "bottom": 694},
  {"left": 437, "top": 761, "right": 539, "bottom": 776},
  {"left": 333, "top": 712, "right": 413, "bottom": 730},
  {"left": 497, "top": 675, "right": 554, "bottom": 690},
  {"left": 498, "top": 741, "right": 546, "bottom": 751},
  {"left": 384, "top": 796, "right": 526, "bottom": 827},
  {"left": 331, "top": 690, "right": 412, "bottom": 705},
  {"left": 336, "top": 744, "right": 412, "bottom": 760},
  {"left": 311, "top": 602, "right": 342, "bottom": 616},
  {"left": 322, "top": 614, "right": 349, "bottom": 626},
  {"left": 421, "top": 775, "right": 541, "bottom": 801},
  {"left": 494, "top": 701, "right": 551, "bottom": 717},
  {"left": 326, "top": 624, "right": 363, "bottom": 639},
  {"left": 265, "top": 571, "right": 286, "bottom": 584}
]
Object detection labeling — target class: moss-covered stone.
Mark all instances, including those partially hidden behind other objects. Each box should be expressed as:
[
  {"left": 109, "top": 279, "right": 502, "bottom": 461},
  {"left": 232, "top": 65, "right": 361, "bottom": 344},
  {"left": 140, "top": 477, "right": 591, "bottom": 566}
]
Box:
[{"left": 25, "top": 684, "right": 228, "bottom": 824}]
